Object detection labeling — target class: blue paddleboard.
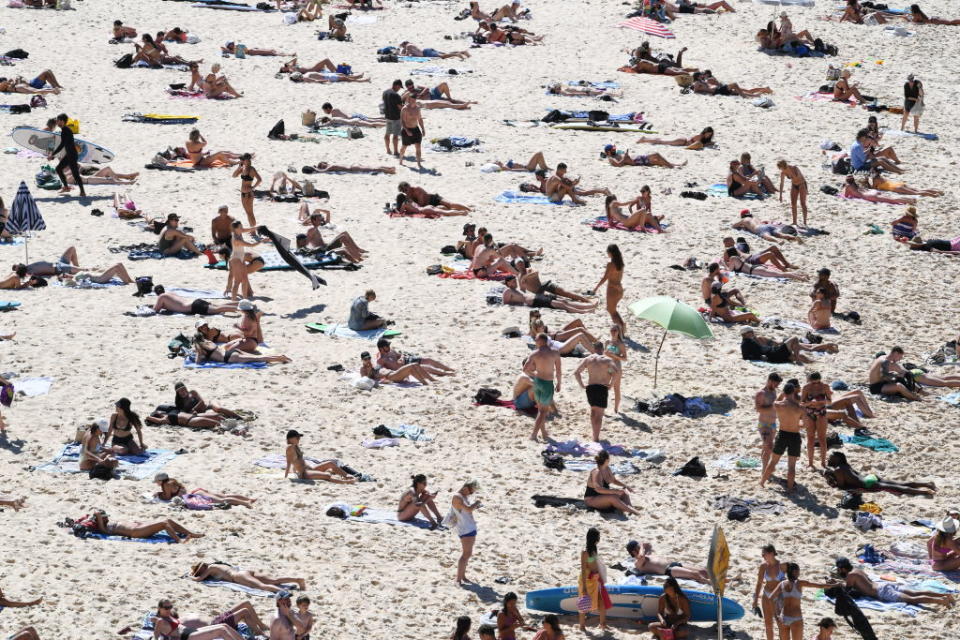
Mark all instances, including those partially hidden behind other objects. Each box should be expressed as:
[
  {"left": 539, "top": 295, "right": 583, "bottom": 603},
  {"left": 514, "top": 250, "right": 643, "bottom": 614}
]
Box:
[{"left": 525, "top": 584, "right": 744, "bottom": 622}]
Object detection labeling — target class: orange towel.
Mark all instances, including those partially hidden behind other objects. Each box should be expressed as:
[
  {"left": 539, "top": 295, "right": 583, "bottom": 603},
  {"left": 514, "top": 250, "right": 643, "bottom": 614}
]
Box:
[{"left": 166, "top": 158, "right": 229, "bottom": 169}]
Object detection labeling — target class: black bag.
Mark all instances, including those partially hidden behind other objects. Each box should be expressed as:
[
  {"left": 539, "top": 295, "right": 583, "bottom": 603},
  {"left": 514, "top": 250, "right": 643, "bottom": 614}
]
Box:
[
  {"left": 541, "top": 451, "right": 565, "bottom": 471},
  {"left": 377, "top": 54, "right": 399, "bottom": 63},
  {"left": 114, "top": 53, "right": 134, "bottom": 69},
  {"left": 167, "top": 333, "right": 191, "bottom": 357},
  {"left": 88, "top": 464, "right": 114, "bottom": 481},
  {"left": 267, "top": 120, "right": 285, "bottom": 139},
  {"left": 587, "top": 110, "right": 609, "bottom": 122},
  {"left": 8, "top": 104, "right": 30, "bottom": 114},
  {"left": 826, "top": 432, "right": 843, "bottom": 448},
  {"left": 727, "top": 504, "right": 750, "bottom": 521},
  {"left": 3, "top": 49, "right": 29, "bottom": 59},
  {"left": 650, "top": 393, "right": 685, "bottom": 416},
  {"left": 838, "top": 491, "right": 863, "bottom": 510},
  {"left": 541, "top": 109, "right": 570, "bottom": 123},
  {"left": 824, "top": 586, "right": 878, "bottom": 640},
  {"left": 831, "top": 158, "right": 851, "bottom": 175},
  {"left": 474, "top": 388, "right": 502, "bottom": 405},
  {"left": 440, "top": 245, "right": 457, "bottom": 254},
  {"left": 372, "top": 424, "right": 392, "bottom": 437},
  {"left": 325, "top": 506, "right": 347, "bottom": 518},
  {"left": 134, "top": 276, "right": 153, "bottom": 297},
  {"left": 673, "top": 456, "right": 707, "bottom": 478},
  {"left": 820, "top": 185, "right": 839, "bottom": 196},
  {"left": 425, "top": 264, "right": 442, "bottom": 275}
]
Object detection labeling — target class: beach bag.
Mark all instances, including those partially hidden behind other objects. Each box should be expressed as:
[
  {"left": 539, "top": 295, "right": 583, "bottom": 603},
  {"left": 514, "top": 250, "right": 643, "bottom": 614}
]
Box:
[
  {"left": 441, "top": 506, "right": 459, "bottom": 529},
  {"left": 674, "top": 74, "right": 693, "bottom": 88},
  {"left": 831, "top": 158, "right": 851, "bottom": 175},
  {"left": 541, "top": 109, "right": 569, "bottom": 123},
  {"left": 0, "top": 383, "right": 13, "bottom": 407},
  {"left": 348, "top": 127, "right": 364, "bottom": 139},
  {"left": 474, "top": 387, "right": 501, "bottom": 405},
  {"left": 134, "top": 276, "right": 154, "bottom": 297},
  {"left": 335, "top": 64, "right": 352, "bottom": 75},
  {"left": 673, "top": 456, "right": 707, "bottom": 478},
  {"left": 727, "top": 504, "right": 750, "bottom": 521},
  {"left": 853, "top": 511, "right": 882, "bottom": 532},
  {"left": 267, "top": 120, "right": 285, "bottom": 140},
  {"left": 820, "top": 185, "right": 839, "bottom": 196},
  {"left": 167, "top": 333, "right": 191, "bottom": 357},
  {"left": 838, "top": 491, "right": 863, "bottom": 510},
  {"left": 30, "top": 95, "right": 46, "bottom": 108},
  {"left": 8, "top": 104, "right": 30, "bottom": 114},
  {"left": 3, "top": 49, "right": 28, "bottom": 59},
  {"left": 301, "top": 110, "right": 316, "bottom": 127},
  {"left": 377, "top": 54, "right": 399, "bottom": 63},
  {"left": 89, "top": 464, "right": 113, "bottom": 481},
  {"left": 541, "top": 451, "right": 565, "bottom": 471},
  {"left": 587, "top": 110, "right": 609, "bottom": 122},
  {"left": 35, "top": 165, "right": 61, "bottom": 190},
  {"left": 114, "top": 53, "right": 134, "bottom": 69},
  {"left": 62, "top": 514, "right": 97, "bottom": 538}
]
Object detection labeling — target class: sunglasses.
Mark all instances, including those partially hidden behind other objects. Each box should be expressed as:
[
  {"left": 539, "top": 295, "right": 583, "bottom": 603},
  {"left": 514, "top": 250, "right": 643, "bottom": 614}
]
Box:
[{"left": 160, "top": 604, "right": 173, "bottom": 610}]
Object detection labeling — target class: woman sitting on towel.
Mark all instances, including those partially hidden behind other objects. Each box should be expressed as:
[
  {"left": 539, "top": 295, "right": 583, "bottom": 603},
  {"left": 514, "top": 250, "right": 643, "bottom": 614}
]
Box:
[
  {"left": 153, "top": 473, "right": 256, "bottom": 508},
  {"left": 927, "top": 517, "right": 960, "bottom": 571},
  {"left": 583, "top": 451, "right": 640, "bottom": 516},
  {"left": 108, "top": 397, "right": 146, "bottom": 455},
  {"left": 186, "top": 129, "right": 243, "bottom": 167},
  {"left": 92, "top": 509, "right": 203, "bottom": 543},
  {"left": 151, "top": 598, "right": 267, "bottom": 640},
  {"left": 398, "top": 473, "right": 443, "bottom": 529},
  {"left": 823, "top": 451, "right": 937, "bottom": 496},
  {"left": 202, "top": 64, "right": 243, "bottom": 99},
  {"left": 359, "top": 351, "right": 435, "bottom": 385},
  {"left": 635, "top": 126, "right": 714, "bottom": 150},
  {"left": 710, "top": 281, "right": 760, "bottom": 325},
  {"left": 192, "top": 334, "right": 291, "bottom": 365},
  {"left": 190, "top": 562, "right": 305, "bottom": 592},
  {"left": 604, "top": 190, "right": 664, "bottom": 230},
  {"left": 79, "top": 422, "right": 118, "bottom": 472},
  {"left": 284, "top": 429, "right": 357, "bottom": 484}
]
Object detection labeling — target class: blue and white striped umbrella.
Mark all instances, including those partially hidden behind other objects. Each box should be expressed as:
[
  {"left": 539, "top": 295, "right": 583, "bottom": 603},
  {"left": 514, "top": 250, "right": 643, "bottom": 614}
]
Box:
[{"left": 7, "top": 181, "right": 46, "bottom": 261}]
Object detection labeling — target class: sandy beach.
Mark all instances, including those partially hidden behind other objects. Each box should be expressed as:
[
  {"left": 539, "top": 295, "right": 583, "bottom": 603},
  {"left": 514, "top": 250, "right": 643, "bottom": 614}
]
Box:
[{"left": 0, "top": 0, "right": 958, "bottom": 639}]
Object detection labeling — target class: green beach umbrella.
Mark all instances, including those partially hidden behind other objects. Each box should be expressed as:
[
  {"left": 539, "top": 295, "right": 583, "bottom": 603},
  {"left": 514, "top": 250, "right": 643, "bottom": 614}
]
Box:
[{"left": 628, "top": 296, "right": 713, "bottom": 388}]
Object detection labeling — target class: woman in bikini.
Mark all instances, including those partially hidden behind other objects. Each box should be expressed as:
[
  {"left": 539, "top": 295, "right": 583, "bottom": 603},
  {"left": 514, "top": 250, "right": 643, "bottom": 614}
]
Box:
[
  {"left": 908, "top": 4, "right": 960, "bottom": 25},
  {"left": 93, "top": 510, "right": 203, "bottom": 543},
  {"left": 727, "top": 161, "right": 766, "bottom": 198},
  {"left": 190, "top": 562, "right": 305, "bottom": 592},
  {"left": 186, "top": 129, "right": 242, "bottom": 167},
  {"left": 397, "top": 473, "right": 443, "bottom": 529},
  {"left": 79, "top": 422, "right": 118, "bottom": 472},
  {"left": 233, "top": 154, "right": 261, "bottom": 228},
  {"left": 710, "top": 281, "right": 760, "bottom": 325},
  {"left": 359, "top": 351, "right": 435, "bottom": 384},
  {"left": 533, "top": 615, "right": 564, "bottom": 640},
  {"left": 497, "top": 592, "right": 534, "bottom": 640},
  {"left": 583, "top": 451, "right": 640, "bottom": 516},
  {"left": 192, "top": 335, "right": 291, "bottom": 366},
  {"left": 649, "top": 577, "right": 691, "bottom": 639},
  {"left": 869, "top": 169, "right": 943, "bottom": 197},
  {"left": 527, "top": 310, "right": 598, "bottom": 344},
  {"left": 752, "top": 545, "right": 789, "bottom": 640},
  {"left": 801, "top": 372, "right": 832, "bottom": 468},
  {"left": 578, "top": 527, "right": 612, "bottom": 632},
  {"left": 604, "top": 144, "right": 686, "bottom": 169},
  {"left": 529, "top": 318, "right": 594, "bottom": 356},
  {"left": 777, "top": 160, "right": 809, "bottom": 226},
  {"left": 227, "top": 221, "right": 261, "bottom": 300},
  {"left": 155, "top": 474, "right": 256, "bottom": 508},
  {"left": 202, "top": 63, "right": 242, "bottom": 99},
  {"left": 842, "top": 176, "right": 916, "bottom": 205},
  {"left": 107, "top": 398, "right": 145, "bottom": 455},
  {"left": 593, "top": 244, "right": 626, "bottom": 335},
  {"left": 152, "top": 598, "right": 266, "bottom": 640},
  {"left": 144, "top": 407, "right": 224, "bottom": 430},
  {"left": 723, "top": 248, "right": 809, "bottom": 281},
  {"left": 768, "top": 564, "right": 832, "bottom": 640},
  {"left": 928, "top": 517, "right": 960, "bottom": 571},
  {"left": 635, "top": 126, "right": 714, "bottom": 150},
  {"left": 604, "top": 192, "right": 663, "bottom": 230},
  {"left": 395, "top": 194, "right": 467, "bottom": 217},
  {"left": 832, "top": 69, "right": 867, "bottom": 102}
]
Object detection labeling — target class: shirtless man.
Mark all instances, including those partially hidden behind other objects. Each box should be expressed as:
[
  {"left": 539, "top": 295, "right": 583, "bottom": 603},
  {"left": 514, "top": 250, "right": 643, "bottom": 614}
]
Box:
[
  {"left": 399, "top": 95, "right": 425, "bottom": 170},
  {"left": 376, "top": 338, "right": 455, "bottom": 377},
  {"left": 16, "top": 246, "right": 80, "bottom": 277},
  {"left": 502, "top": 275, "right": 598, "bottom": 313},
  {"left": 455, "top": 223, "right": 479, "bottom": 259},
  {"left": 545, "top": 163, "right": 585, "bottom": 204},
  {"left": 824, "top": 451, "right": 936, "bottom": 496},
  {"left": 759, "top": 381, "right": 804, "bottom": 492},
  {"left": 867, "top": 346, "right": 923, "bottom": 401},
  {"left": 721, "top": 236, "right": 797, "bottom": 271},
  {"left": 808, "top": 289, "right": 832, "bottom": 330},
  {"left": 398, "top": 182, "right": 472, "bottom": 212},
  {"left": 283, "top": 430, "right": 356, "bottom": 483},
  {"left": 158, "top": 214, "right": 203, "bottom": 256},
  {"left": 270, "top": 593, "right": 307, "bottom": 640},
  {"left": 626, "top": 540, "right": 711, "bottom": 584},
  {"left": 301, "top": 212, "right": 366, "bottom": 263},
  {"left": 515, "top": 259, "right": 590, "bottom": 303},
  {"left": 701, "top": 263, "right": 745, "bottom": 310},
  {"left": 153, "top": 293, "right": 239, "bottom": 316},
  {"left": 733, "top": 212, "right": 804, "bottom": 244},
  {"left": 399, "top": 42, "right": 471, "bottom": 61},
  {"left": 834, "top": 558, "right": 953, "bottom": 607},
  {"left": 811, "top": 268, "right": 839, "bottom": 313},
  {"left": 755, "top": 372, "right": 782, "bottom": 471},
  {"left": 211, "top": 205, "right": 236, "bottom": 248},
  {"left": 574, "top": 342, "right": 620, "bottom": 441},
  {"left": 523, "top": 333, "right": 561, "bottom": 441},
  {"left": 470, "top": 233, "right": 520, "bottom": 276},
  {"left": 402, "top": 80, "right": 474, "bottom": 109}
]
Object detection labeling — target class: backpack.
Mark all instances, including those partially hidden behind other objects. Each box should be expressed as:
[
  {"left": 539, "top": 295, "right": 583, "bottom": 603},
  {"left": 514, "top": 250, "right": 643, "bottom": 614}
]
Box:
[
  {"left": 61, "top": 514, "right": 98, "bottom": 538},
  {"left": 134, "top": 276, "right": 154, "bottom": 297},
  {"left": 820, "top": 185, "right": 839, "bottom": 196},
  {"left": 114, "top": 53, "right": 134, "bottom": 69},
  {"left": 30, "top": 95, "right": 47, "bottom": 109},
  {"left": 474, "top": 387, "right": 502, "bottom": 405},
  {"left": 673, "top": 456, "right": 707, "bottom": 478},
  {"left": 372, "top": 424, "right": 392, "bottom": 437},
  {"left": 727, "top": 504, "right": 750, "bottom": 521},
  {"left": 838, "top": 491, "right": 863, "bottom": 510},
  {"left": 3, "top": 49, "right": 28, "bottom": 59},
  {"left": 541, "top": 451, "right": 565, "bottom": 470},
  {"left": 267, "top": 120, "right": 286, "bottom": 139}
]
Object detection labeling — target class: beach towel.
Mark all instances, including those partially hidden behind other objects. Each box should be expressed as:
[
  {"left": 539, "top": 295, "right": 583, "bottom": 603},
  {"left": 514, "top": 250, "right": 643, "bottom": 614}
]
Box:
[
  {"left": 362, "top": 437, "right": 400, "bottom": 448},
  {"left": 879, "top": 128, "right": 938, "bottom": 141},
  {"left": 339, "top": 371, "right": 421, "bottom": 389},
  {"left": 306, "top": 127, "right": 351, "bottom": 138},
  {"left": 326, "top": 504, "right": 434, "bottom": 528},
  {"left": 254, "top": 453, "right": 321, "bottom": 469},
  {"left": 713, "top": 495, "right": 785, "bottom": 515},
  {"left": 398, "top": 56, "right": 433, "bottom": 63},
  {"left": 166, "top": 88, "right": 234, "bottom": 100},
  {"left": 437, "top": 269, "right": 512, "bottom": 281},
  {"left": 257, "top": 226, "right": 325, "bottom": 289},
  {"left": 0, "top": 237, "right": 25, "bottom": 246},
  {"left": 306, "top": 323, "right": 395, "bottom": 341},
  {"left": 941, "top": 392, "right": 960, "bottom": 407},
  {"left": 562, "top": 459, "right": 642, "bottom": 475},
  {"left": 410, "top": 65, "right": 473, "bottom": 76},
  {"left": 13, "top": 376, "right": 52, "bottom": 396},
  {"left": 545, "top": 440, "right": 645, "bottom": 458},
  {"left": 617, "top": 17, "right": 675, "bottom": 38},
  {"left": 385, "top": 424, "right": 433, "bottom": 442},
  {"left": 182, "top": 354, "right": 269, "bottom": 369},
  {"left": 204, "top": 250, "right": 342, "bottom": 271},
  {"left": 55, "top": 277, "right": 125, "bottom": 290},
  {"left": 567, "top": 80, "right": 620, "bottom": 90},
  {"left": 495, "top": 191, "right": 580, "bottom": 206},
  {"left": 84, "top": 531, "right": 179, "bottom": 544},
  {"left": 840, "top": 434, "right": 899, "bottom": 452},
  {"left": 34, "top": 444, "right": 179, "bottom": 480},
  {"left": 706, "top": 183, "right": 764, "bottom": 199},
  {"left": 128, "top": 248, "right": 197, "bottom": 260},
  {"left": 0, "top": 301, "right": 20, "bottom": 312},
  {"left": 816, "top": 590, "right": 922, "bottom": 617},
  {"left": 581, "top": 216, "right": 664, "bottom": 233},
  {"left": 795, "top": 91, "right": 857, "bottom": 106}
]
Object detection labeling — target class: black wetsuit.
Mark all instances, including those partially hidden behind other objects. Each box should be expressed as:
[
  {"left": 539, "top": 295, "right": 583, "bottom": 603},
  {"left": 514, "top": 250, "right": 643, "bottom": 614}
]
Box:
[{"left": 52, "top": 124, "right": 85, "bottom": 196}]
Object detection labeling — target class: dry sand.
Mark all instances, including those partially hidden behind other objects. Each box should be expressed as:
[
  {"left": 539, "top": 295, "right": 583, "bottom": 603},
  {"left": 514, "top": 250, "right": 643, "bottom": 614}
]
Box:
[{"left": 0, "top": 0, "right": 958, "bottom": 638}]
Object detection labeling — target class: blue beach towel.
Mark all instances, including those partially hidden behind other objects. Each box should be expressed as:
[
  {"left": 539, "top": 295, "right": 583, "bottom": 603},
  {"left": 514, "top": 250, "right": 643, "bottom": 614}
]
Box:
[
  {"left": 840, "top": 434, "right": 899, "bottom": 453},
  {"left": 707, "top": 183, "right": 764, "bottom": 200},
  {"left": 567, "top": 80, "right": 620, "bottom": 89},
  {"left": 495, "top": 191, "right": 580, "bottom": 206},
  {"left": 817, "top": 591, "right": 922, "bottom": 617},
  {"left": 35, "top": 444, "right": 179, "bottom": 480},
  {"left": 398, "top": 56, "right": 433, "bottom": 63},
  {"left": 84, "top": 531, "right": 179, "bottom": 544},
  {"left": 182, "top": 355, "right": 268, "bottom": 369}
]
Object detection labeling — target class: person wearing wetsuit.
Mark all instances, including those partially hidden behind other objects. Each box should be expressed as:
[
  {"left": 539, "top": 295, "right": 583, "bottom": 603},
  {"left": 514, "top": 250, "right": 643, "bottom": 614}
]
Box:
[{"left": 49, "top": 113, "right": 85, "bottom": 197}]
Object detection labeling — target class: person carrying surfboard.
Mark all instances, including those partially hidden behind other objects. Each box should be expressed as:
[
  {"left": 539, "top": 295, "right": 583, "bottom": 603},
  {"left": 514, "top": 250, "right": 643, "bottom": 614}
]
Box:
[{"left": 49, "top": 113, "right": 85, "bottom": 197}]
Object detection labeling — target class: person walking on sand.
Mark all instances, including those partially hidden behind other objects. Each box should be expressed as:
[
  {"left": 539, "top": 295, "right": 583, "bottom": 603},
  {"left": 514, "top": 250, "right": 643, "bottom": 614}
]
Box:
[
  {"left": 752, "top": 544, "right": 790, "bottom": 640},
  {"left": 48, "top": 113, "right": 85, "bottom": 197},
  {"left": 592, "top": 244, "right": 625, "bottom": 335},
  {"left": 759, "top": 381, "right": 804, "bottom": 492},
  {"left": 523, "top": 333, "right": 561, "bottom": 442},
  {"left": 383, "top": 79, "right": 403, "bottom": 156},
  {"left": 755, "top": 372, "right": 782, "bottom": 473},
  {"left": 399, "top": 94, "right": 425, "bottom": 171},
  {"left": 451, "top": 480, "right": 482, "bottom": 586},
  {"left": 801, "top": 371, "right": 831, "bottom": 469},
  {"left": 578, "top": 527, "right": 612, "bottom": 632},
  {"left": 901, "top": 74, "right": 923, "bottom": 133},
  {"left": 573, "top": 341, "right": 619, "bottom": 442},
  {"left": 777, "top": 160, "right": 808, "bottom": 226}
]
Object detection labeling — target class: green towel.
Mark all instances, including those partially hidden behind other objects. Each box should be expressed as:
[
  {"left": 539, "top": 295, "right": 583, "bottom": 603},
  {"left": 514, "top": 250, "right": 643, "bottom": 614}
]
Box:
[{"left": 840, "top": 434, "right": 899, "bottom": 453}]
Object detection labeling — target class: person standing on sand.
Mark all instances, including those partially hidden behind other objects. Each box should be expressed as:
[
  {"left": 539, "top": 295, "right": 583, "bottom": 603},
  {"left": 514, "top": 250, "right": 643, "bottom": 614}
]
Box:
[
  {"left": 451, "top": 480, "right": 482, "bottom": 586},
  {"left": 776, "top": 160, "right": 808, "bottom": 227},
  {"left": 592, "top": 244, "right": 626, "bottom": 336},
  {"left": 573, "top": 341, "right": 619, "bottom": 442},
  {"left": 755, "top": 372, "right": 782, "bottom": 473},
  {"left": 578, "top": 527, "right": 612, "bottom": 632},
  {"left": 233, "top": 153, "right": 261, "bottom": 230},
  {"left": 49, "top": 113, "right": 85, "bottom": 197},
  {"left": 399, "top": 94, "right": 425, "bottom": 170},
  {"left": 759, "top": 381, "right": 804, "bottom": 492},
  {"left": 901, "top": 73, "right": 923, "bottom": 133},
  {"left": 523, "top": 333, "right": 561, "bottom": 442},
  {"left": 383, "top": 79, "right": 403, "bottom": 156}
]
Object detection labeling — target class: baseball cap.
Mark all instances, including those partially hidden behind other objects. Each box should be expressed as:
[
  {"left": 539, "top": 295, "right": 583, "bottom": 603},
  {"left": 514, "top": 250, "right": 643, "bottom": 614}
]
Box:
[
  {"left": 603, "top": 144, "right": 615, "bottom": 153},
  {"left": 286, "top": 429, "right": 304, "bottom": 440},
  {"left": 195, "top": 319, "right": 208, "bottom": 329},
  {"left": 154, "top": 472, "right": 169, "bottom": 483}
]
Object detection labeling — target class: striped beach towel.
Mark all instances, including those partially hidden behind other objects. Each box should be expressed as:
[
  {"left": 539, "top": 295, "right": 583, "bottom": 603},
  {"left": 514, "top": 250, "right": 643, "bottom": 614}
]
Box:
[{"left": 617, "top": 17, "right": 675, "bottom": 39}]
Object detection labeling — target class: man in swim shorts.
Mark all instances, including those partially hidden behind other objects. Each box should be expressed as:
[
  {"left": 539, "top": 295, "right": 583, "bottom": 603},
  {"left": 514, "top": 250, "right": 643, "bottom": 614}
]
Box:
[
  {"left": 755, "top": 372, "right": 781, "bottom": 470},
  {"left": 399, "top": 95, "right": 425, "bottom": 171},
  {"left": 866, "top": 347, "right": 923, "bottom": 401},
  {"left": 17, "top": 246, "right": 80, "bottom": 277},
  {"left": 626, "top": 540, "right": 711, "bottom": 583},
  {"left": 574, "top": 341, "right": 619, "bottom": 441},
  {"left": 835, "top": 557, "right": 954, "bottom": 606},
  {"left": 398, "top": 182, "right": 472, "bottom": 212},
  {"left": 759, "top": 381, "right": 804, "bottom": 492},
  {"left": 522, "top": 333, "right": 560, "bottom": 442}
]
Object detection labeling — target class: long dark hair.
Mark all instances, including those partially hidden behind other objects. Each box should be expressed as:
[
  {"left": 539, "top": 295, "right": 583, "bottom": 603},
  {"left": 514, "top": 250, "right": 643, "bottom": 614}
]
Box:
[
  {"left": 412, "top": 473, "right": 427, "bottom": 488},
  {"left": 785, "top": 562, "right": 800, "bottom": 581},
  {"left": 543, "top": 614, "right": 562, "bottom": 636},
  {"left": 663, "top": 577, "right": 689, "bottom": 606},
  {"left": 452, "top": 616, "right": 471, "bottom": 640},
  {"left": 586, "top": 527, "right": 600, "bottom": 556},
  {"left": 607, "top": 244, "right": 624, "bottom": 270},
  {"left": 594, "top": 450, "right": 610, "bottom": 467},
  {"left": 115, "top": 397, "right": 141, "bottom": 427},
  {"left": 701, "top": 126, "right": 714, "bottom": 143},
  {"left": 604, "top": 195, "right": 617, "bottom": 215},
  {"left": 502, "top": 592, "right": 517, "bottom": 614}
]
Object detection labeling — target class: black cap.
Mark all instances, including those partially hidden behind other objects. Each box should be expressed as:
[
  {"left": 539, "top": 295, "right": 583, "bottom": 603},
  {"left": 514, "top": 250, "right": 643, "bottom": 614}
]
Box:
[
  {"left": 360, "top": 351, "right": 371, "bottom": 360},
  {"left": 286, "top": 429, "right": 304, "bottom": 440}
]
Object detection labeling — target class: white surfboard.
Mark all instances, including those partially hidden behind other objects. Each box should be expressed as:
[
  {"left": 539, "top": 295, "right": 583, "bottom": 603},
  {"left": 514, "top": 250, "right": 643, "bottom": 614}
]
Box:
[{"left": 10, "top": 126, "right": 115, "bottom": 164}]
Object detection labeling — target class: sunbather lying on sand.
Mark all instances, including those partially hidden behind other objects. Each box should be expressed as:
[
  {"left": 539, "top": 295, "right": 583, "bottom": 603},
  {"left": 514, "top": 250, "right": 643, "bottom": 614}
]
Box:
[
  {"left": 905, "top": 236, "right": 960, "bottom": 255},
  {"left": 403, "top": 80, "right": 475, "bottom": 109},
  {"left": 360, "top": 351, "right": 436, "bottom": 384},
  {"left": 154, "top": 294, "right": 239, "bottom": 316},
  {"left": 866, "top": 168, "right": 942, "bottom": 197},
  {"left": 280, "top": 57, "right": 337, "bottom": 74},
  {"left": 93, "top": 510, "right": 203, "bottom": 542},
  {"left": 626, "top": 540, "right": 711, "bottom": 583},
  {"left": 636, "top": 127, "right": 714, "bottom": 150},
  {"left": 313, "top": 162, "right": 395, "bottom": 174},
  {"left": 733, "top": 212, "right": 804, "bottom": 243},
  {"left": 377, "top": 338, "right": 455, "bottom": 376},
  {"left": 516, "top": 259, "right": 591, "bottom": 303},
  {"left": 723, "top": 248, "right": 808, "bottom": 280},
  {"left": 399, "top": 42, "right": 471, "bottom": 60},
  {"left": 908, "top": 3, "right": 960, "bottom": 25},
  {"left": 603, "top": 144, "right": 686, "bottom": 169},
  {"left": 399, "top": 182, "right": 472, "bottom": 211},
  {"left": 0, "top": 496, "right": 26, "bottom": 511},
  {"left": 146, "top": 407, "right": 225, "bottom": 429},
  {"left": 692, "top": 72, "right": 772, "bottom": 98},
  {"left": 546, "top": 83, "right": 620, "bottom": 97},
  {"left": 722, "top": 237, "right": 798, "bottom": 271},
  {"left": 190, "top": 561, "right": 305, "bottom": 591},
  {"left": 66, "top": 166, "right": 138, "bottom": 185},
  {"left": 395, "top": 194, "right": 467, "bottom": 217},
  {"left": 503, "top": 275, "right": 598, "bottom": 312},
  {"left": 150, "top": 598, "right": 266, "bottom": 640},
  {"left": 192, "top": 335, "right": 291, "bottom": 365},
  {"left": 284, "top": 430, "right": 356, "bottom": 483},
  {"left": 493, "top": 152, "right": 551, "bottom": 172},
  {"left": 222, "top": 42, "right": 293, "bottom": 57},
  {"left": 154, "top": 473, "right": 256, "bottom": 507},
  {"left": 466, "top": 1, "right": 527, "bottom": 22},
  {"left": 290, "top": 71, "right": 369, "bottom": 83},
  {"left": 17, "top": 246, "right": 81, "bottom": 276},
  {"left": 740, "top": 327, "right": 837, "bottom": 364},
  {"left": 319, "top": 103, "right": 386, "bottom": 127},
  {"left": 824, "top": 451, "right": 936, "bottom": 496},
  {"left": 58, "top": 263, "right": 134, "bottom": 285},
  {"left": 0, "top": 71, "right": 62, "bottom": 94},
  {"left": 843, "top": 177, "right": 916, "bottom": 205}
]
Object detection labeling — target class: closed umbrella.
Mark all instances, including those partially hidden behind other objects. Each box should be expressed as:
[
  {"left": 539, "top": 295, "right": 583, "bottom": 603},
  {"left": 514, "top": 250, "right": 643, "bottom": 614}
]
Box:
[
  {"left": 6, "top": 181, "right": 46, "bottom": 263},
  {"left": 617, "top": 17, "right": 676, "bottom": 39},
  {"left": 627, "top": 296, "right": 713, "bottom": 388}
]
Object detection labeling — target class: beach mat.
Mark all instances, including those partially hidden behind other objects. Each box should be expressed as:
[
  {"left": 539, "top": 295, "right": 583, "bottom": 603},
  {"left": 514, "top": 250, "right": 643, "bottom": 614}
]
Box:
[
  {"left": 305, "top": 323, "right": 401, "bottom": 340},
  {"left": 582, "top": 216, "right": 665, "bottom": 233},
  {"left": 34, "top": 444, "right": 179, "bottom": 480},
  {"left": 0, "top": 301, "right": 21, "bottom": 311},
  {"left": 326, "top": 504, "right": 434, "bottom": 529},
  {"left": 495, "top": 191, "right": 580, "bottom": 206},
  {"left": 204, "top": 250, "right": 345, "bottom": 271},
  {"left": 84, "top": 531, "right": 179, "bottom": 544}
]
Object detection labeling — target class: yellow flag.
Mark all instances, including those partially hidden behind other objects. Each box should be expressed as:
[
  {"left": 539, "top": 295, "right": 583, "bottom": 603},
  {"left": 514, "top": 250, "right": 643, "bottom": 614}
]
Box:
[{"left": 707, "top": 524, "right": 730, "bottom": 597}]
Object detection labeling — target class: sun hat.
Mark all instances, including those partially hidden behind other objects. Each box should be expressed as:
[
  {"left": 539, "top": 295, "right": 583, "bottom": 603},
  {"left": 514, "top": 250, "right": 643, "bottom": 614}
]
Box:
[
  {"left": 195, "top": 319, "right": 208, "bottom": 329},
  {"left": 154, "top": 472, "right": 169, "bottom": 483},
  {"left": 238, "top": 299, "right": 255, "bottom": 311},
  {"left": 740, "top": 326, "right": 755, "bottom": 335},
  {"left": 936, "top": 517, "right": 958, "bottom": 534}
]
